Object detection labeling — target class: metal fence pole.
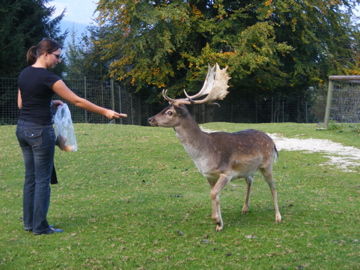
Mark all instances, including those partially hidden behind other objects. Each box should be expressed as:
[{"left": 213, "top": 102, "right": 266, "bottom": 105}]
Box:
[
  {"left": 271, "top": 97, "right": 274, "bottom": 122},
  {"left": 255, "top": 100, "right": 258, "bottom": 123},
  {"left": 110, "top": 79, "right": 115, "bottom": 111},
  {"left": 84, "top": 76, "right": 88, "bottom": 123},
  {"left": 118, "top": 84, "right": 123, "bottom": 124},
  {"left": 130, "top": 93, "right": 134, "bottom": 125},
  {"left": 101, "top": 82, "right": 104, "bottom": 108},
  {"left": 137, "top": 95, "right": 141, "bottom": 125}
]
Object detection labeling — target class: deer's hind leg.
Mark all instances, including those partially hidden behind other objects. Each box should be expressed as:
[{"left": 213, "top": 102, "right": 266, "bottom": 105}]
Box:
[
  {"left": 260, "top": 166, "right": 282, "bottom": 223},
  {"left": 241, "top": 176, "right": 253, "bottom": 214}
]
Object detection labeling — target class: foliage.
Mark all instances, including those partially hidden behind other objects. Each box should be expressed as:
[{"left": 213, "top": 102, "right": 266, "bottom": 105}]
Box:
[
  {"left": 268, "top": 0, "right": 360, "bottom": 88},
  {"left": 344, "top": 27, "right": 360, "bottom": 75},
  {"left": 95, "top": 0, "right": 360, "bottom": 99},
  {"left": 0, "top": 123, "right": 359, "bottom": 269},
  {"left": 64, "top": 33, "right": 86, "bottom": 79},
  {"left": 0, "top": 0, "right": 67, "bottom": 77},
  {"left": 64, "top": 26, "right": 109, "bottom": 80}
]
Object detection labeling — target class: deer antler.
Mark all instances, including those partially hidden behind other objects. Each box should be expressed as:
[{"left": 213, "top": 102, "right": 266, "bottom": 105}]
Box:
[
  {"left": 162, "top": 89, "right": 190, "bottom": 106},
  {"left": 162, "top": 89, "right": 176, "bottom": 103},
  {"left": 162, "top": 63, "right": 230, "bottom": 106},
  {"left": 184, "top": 63, "right": 230, "bottom": 104}
]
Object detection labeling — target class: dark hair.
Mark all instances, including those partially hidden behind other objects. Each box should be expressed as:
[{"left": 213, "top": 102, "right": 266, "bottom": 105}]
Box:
[{"left": 26, "top": 38, "right": 61, "bottom": 65}]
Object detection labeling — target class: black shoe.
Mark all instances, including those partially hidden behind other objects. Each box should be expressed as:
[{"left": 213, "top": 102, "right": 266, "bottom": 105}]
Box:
[
  {"left": 33, "top": 226, "right": 64, "bottom": 235},
  {"left": 24, "top": 227, "right": 32, "bottom": 232}
]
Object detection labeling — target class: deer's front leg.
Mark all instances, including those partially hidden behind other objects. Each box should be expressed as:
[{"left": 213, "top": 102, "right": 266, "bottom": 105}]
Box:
[{"left": 209, "top": 174, "right": 231, "bottom": 232}]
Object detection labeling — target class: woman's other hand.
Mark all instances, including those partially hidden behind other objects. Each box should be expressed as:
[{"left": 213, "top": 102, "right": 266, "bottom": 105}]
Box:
[{"left": 51, "top": 100, "right": 64, "bottom": 107}]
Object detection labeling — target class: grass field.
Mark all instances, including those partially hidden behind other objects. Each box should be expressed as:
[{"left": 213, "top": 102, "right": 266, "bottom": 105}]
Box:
[{"left": 0, "top": 122, "right": 359, "bottom": 269}]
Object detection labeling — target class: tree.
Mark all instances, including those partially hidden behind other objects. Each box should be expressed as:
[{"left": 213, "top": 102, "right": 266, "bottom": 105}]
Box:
[
  {"left": 97, "top": 0, "right": 194, "bottom": 92},
  {"left": 0, "top": 0, "right": 66, "bottom": 124},
  {"left": 0, "top": 0, "right": 66, "bottom": 77},
  {"left": 64, "top": 26, "right": 109, "bottom": 80},
  {"left": 267, "top": 0, "right": 360, "bottom": 86},
  {"left": 95, "top": 0, "right": 359, "bottom": 95},
  {"left": 64, "top": 32, "right": 86, "bottom": 79}
]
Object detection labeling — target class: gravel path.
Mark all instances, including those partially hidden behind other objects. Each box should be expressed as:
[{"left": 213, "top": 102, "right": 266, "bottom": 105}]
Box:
[{"left": 269, "top": 134, "right": 360, "bottom": 172}]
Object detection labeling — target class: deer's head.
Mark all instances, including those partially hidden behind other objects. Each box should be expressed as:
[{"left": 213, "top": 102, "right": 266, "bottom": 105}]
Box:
[{"left": 148, "top": 63, "right": 230, "bottom": 128}]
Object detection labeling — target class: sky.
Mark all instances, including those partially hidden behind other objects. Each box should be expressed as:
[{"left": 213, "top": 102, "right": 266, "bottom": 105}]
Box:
[{"left": 49, "top": 0, "right": 98, "bottom": 25}]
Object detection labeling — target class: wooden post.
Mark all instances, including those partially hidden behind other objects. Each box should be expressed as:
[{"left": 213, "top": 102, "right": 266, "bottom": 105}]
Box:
[{"left": 324, "top": 80, "right": 334, "bottom": 129}]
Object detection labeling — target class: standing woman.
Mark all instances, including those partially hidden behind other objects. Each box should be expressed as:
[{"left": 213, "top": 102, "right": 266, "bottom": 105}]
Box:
[{"left": 16, "top": 38, "right": 127, "bottom": 235}]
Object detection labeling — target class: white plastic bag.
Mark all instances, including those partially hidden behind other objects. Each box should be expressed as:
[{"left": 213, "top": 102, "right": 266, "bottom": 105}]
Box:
[{"left": 53, "top": 103, "right": 78, "bottom": 152}]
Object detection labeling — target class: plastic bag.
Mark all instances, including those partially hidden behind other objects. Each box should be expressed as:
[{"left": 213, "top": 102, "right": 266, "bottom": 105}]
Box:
[{"left": 53, "top": 103, "right": 78, "bottom": 152}]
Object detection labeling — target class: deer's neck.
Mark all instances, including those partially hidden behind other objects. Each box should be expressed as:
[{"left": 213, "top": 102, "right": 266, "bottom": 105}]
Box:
[
  {"left": 174, "top": 115, "right": 212, "bottom": 176},
  {"left": 174, "top": 116, "right": 206, "bottom": 147}
]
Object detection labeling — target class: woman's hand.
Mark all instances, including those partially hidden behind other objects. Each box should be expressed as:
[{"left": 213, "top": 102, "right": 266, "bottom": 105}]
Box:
[{"left": 104, "top": 109, "right": 127, "bottom": 119}]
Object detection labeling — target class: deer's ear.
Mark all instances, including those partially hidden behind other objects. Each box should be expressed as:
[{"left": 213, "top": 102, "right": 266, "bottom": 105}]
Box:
[{"left": 174, "top": 104, "right": 189, "bottom": 117}]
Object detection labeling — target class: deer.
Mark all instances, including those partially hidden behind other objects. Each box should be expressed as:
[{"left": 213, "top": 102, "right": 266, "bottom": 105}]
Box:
[{"left": 148, "top": 63, "right": 281, "bottom": 231}]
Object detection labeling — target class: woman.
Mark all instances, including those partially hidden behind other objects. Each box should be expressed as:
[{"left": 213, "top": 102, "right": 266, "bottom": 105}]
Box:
[{"left": 16, "top": 38, "right": 127, "bottom": 235}]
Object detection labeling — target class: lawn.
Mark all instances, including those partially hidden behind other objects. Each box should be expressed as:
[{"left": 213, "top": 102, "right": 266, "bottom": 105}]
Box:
[{"left": 0, "top": 122, "right": 359, "bottom": 269}]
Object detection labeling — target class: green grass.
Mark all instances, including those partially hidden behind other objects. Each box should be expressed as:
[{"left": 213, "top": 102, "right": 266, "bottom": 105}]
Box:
[{"left": 0, "top": 123, "right": 359, "bottom": 270}]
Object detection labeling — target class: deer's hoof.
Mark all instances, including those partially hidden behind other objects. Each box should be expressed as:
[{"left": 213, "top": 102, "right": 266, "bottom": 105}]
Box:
[
  {"left": 241, "top": 206, "right": 249, "bottom": 214},
  {"left": 275, "top": 214, "right": 282, "bottom": 223},
  {"left": 215, "top": 222, "right": 223, "bottom": 232}
]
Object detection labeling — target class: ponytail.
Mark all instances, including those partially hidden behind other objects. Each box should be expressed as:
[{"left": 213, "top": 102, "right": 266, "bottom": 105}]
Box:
[{"left": 26, "top": 46, "right": 38, "bottom": 65}]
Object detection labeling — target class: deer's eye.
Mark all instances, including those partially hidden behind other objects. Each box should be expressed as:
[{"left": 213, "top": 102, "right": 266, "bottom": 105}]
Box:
[{"left": 166, "top": 110, "right": 173, "bottom": 116}]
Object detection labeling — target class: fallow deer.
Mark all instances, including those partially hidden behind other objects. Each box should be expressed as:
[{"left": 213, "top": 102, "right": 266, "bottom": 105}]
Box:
[{"left": 148, "top": 64, "right": 281, "bottom": 231}]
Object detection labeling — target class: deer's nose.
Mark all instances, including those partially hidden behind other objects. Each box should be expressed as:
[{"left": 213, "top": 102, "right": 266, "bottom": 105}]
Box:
[{"left": 148, "top": 117, "right": 157, "bottom": 126}]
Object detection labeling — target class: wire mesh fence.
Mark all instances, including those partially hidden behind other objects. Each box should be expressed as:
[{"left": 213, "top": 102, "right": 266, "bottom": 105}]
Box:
[
  {"left": 326, "top": 78, "right": 360, "bottom": 125},
  {"left": 1, "top": 77, "right": 319, "bottom": 125},
  {"left": 0, "top": 77, "right": 149, "bottom": 125},
  {"left": 0, "top": 77, "right": 18, "bottom": 125}
]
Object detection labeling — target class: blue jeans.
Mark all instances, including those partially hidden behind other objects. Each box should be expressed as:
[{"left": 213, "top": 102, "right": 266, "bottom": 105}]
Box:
[{"left": 16, "top": 120, "right": 56, "bottom": 234}]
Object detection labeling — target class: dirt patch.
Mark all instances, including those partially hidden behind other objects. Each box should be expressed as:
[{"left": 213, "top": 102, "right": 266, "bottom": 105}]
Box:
[{"left": 269, "top": 134, "right": 360, "bottom": 172}]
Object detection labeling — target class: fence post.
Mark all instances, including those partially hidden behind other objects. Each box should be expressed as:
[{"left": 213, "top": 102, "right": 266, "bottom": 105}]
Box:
[
  {"left": 110, "top": 79, "right": 115, "bottom": 111},
  {"left": 324, "top": 79, "right": 334, "bottom": 128},
  {"left": 271, "top": 97, "right": 274, "bottom": 122},
  {"left": 137, "top": 95, "right": 142, "bottom": 125},
  {"left": 255, "top": 100, "right": 258, "bottom": 123},
  {"left": 84, "top": 76, "right": 88, "bottom": 123},
  {"left": 118, "top": 84, "right": 123, "bottom": 124},
  {"left": 130, "top": 93, "right": 134, "bottom": 125}
]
